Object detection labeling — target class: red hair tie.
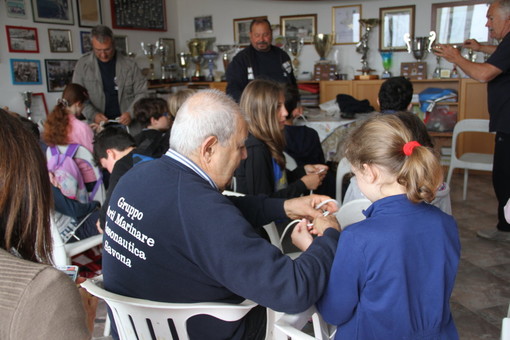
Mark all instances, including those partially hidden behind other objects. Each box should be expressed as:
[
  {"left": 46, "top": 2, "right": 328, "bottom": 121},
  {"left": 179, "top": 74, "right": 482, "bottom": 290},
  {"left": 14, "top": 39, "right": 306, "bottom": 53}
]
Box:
[{"left": 403, "top": 141, "right": 421, "bottom": 156}]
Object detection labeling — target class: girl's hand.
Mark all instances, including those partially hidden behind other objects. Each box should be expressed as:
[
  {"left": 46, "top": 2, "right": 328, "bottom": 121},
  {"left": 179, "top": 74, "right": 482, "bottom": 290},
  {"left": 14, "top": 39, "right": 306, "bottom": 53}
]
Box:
[
  {"left": 291, "top": 218, "right": 313, "bottom": 251},
  {"left": 301, "top": 173, "right": 322, "bottom": 190}
]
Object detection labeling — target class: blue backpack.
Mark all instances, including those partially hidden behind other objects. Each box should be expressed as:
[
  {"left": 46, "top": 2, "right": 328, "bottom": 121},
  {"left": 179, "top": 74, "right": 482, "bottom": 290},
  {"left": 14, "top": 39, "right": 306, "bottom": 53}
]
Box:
[{"left": 47, "top": 144, "right": 89, "bottom": 203}]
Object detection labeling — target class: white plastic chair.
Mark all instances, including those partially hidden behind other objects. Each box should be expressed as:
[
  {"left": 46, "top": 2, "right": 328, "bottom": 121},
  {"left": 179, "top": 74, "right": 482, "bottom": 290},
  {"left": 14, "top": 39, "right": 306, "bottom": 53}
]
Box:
[
  {"left": 336, "top": 198, "right": 372, "bottom": 230},
  {"left": 81, "top": 277, "right": 258, "bottom": 340},
  {"left": 273, "top": 305, "right": 335, "bottom": 340},
  {"left": 50, "top": 213, "right": 103, "bottom": 266},
  {"left": 284, "top": 151, "right": 298, "bottom": 171},
  {"left": 336, "top": 157, "right": 352, "bottom": 205},
  {"left": 47, "top": 144, "right": 106, "bottom": 204},
  {"left": 445, "top": 119, "right": 494, "bottom": 200}
]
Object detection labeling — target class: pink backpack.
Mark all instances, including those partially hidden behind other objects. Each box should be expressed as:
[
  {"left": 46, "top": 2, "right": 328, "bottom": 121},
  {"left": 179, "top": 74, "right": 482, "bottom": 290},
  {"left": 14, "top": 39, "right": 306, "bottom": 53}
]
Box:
[{"left": 47, "top": 144, "right": 89, "bottom": 203}]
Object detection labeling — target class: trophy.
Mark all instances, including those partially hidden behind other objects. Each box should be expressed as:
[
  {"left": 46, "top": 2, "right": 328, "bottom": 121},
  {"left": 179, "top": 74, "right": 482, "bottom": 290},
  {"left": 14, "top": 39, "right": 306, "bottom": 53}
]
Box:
[
  {"left": 156, "top": 39, "right": 172, "bottom": 82},
  {"left": 140, "top": 42, "right": 158, "bottom": 80},
  {"left": 202, "top": 51, "right": 218, "bottom": 81},
  {"left": 312, "top": 34, "right": 335, "bottom": 80},
  {"left": 21, "top": 91, "right": 33, "bottom": 120},
  {"left": 380, "top": 51, "right": 393, "bottom": 79},
  {"left": 404, "top": 31, "right": 436, "bottom": 62},
  {"left": 187, "top": 38, "right": 208, "bottom": 81},
  {"left": 177, "top": 52, "right": 191, "bottom": 82},
  {"left": 355, "top": 18, "right": 380, "bottom": 79},
  {"left": 285, "top": 37, "right": 304, "bottom": 77},
  {"left": 216, "top": 45, "right": 237, "bottom": 72}
]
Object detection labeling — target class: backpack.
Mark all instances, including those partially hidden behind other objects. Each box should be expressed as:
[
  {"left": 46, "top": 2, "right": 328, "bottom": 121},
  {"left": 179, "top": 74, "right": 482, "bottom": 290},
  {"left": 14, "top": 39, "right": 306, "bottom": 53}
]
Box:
[{"left": 47, "top": 144, "right": 89, "bottom": 203}]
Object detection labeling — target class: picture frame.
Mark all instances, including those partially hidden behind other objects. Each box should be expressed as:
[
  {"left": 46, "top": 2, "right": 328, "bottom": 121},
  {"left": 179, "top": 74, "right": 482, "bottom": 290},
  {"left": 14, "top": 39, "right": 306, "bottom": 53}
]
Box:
[
  {"left": 280, "top": 14, "right": 317, "bottom": 45},
  {"left": 6, "top": 0, "right": 27, "bottom": 19},
  {"left": 159, "top": 38, "right": 176, "bottom": 64},
  {"left": 31, "top": 92, "right": 49, "bottom": 122},
  {"left": 48, "top": 29, "right": 73, "bottom": 53},
  {"left": 6, "top": 26, "right": 39, "bottom": 53},
  {"left": 195, "top": 15, "right": 213, "bottom": 34},
  {"left": 332, "top": 5, "right": 362, "bottom": 45},
  {"left": 110, "top": 0, "right": 166, "bottom": 31},
  {"left": 77, "top": 0, "right": 102, "bottom": 28},
  {"left": 80, "top": 31, "right": 92, "bottom": 53},
  {"left": 233, "top": 16, "right": 267, "bottom": 46},
  {"left": 431, "top": 0, "right": 490, "bottom": 45},
  {"left": 379, "top": 5, "right": 415, "bottom": 51},
  {"left": 10, "top": 59, "right": 42, "bottom": 85},
  {"left": 44, "top": 59, "right": 78, "bottom": 92},
  {"left": 113, "top": 35, "right": 128, "bottom": 56},
  {"left": 31, "top": 0, "right": 74, "bottom": 25}
]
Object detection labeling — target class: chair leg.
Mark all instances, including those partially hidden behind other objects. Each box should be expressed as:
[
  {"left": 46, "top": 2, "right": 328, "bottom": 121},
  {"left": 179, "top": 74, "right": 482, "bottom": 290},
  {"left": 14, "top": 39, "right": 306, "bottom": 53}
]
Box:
[
  {"left": 103, "top": 315, "right": 111, "bottom": 337},
  {"left": 463, "top": 169, "right": 468, "bottom": 200}
]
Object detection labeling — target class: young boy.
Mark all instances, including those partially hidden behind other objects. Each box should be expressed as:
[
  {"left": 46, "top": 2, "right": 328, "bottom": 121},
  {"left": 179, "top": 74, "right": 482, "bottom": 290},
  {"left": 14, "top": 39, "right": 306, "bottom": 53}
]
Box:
[{"left": 133, "top": 97, "right": 172, "bottom": 158}]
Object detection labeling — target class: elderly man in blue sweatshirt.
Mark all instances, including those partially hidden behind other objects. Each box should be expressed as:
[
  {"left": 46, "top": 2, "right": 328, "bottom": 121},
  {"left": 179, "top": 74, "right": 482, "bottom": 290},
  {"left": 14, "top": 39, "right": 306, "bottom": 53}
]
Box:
[{"left": 102, "top": 89, "right": 340, "bottom": 340}]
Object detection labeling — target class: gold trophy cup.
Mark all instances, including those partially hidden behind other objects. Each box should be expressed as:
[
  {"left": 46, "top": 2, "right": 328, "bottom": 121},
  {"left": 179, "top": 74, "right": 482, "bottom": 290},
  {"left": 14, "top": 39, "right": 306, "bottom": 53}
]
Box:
[
  {"left": 187, "top": 38, "right": 208, "bottom": 81},
  {"left": 313, "top": 34, "right": 335, "bottom": 80}
]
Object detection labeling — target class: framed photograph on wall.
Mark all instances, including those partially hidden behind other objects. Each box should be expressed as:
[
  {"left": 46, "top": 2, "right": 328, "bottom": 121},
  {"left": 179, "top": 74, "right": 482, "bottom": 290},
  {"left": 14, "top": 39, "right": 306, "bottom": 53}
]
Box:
[
  {"left": 6, "top": 26, "right": 39, "bottom": 53},
  {"left": 233, "top": 16, "right": 267, "bottom": 46},
  {"left": 280, "top": 14, "right": 317, "bottom": 44},
  {"left": 6, "top": 0, "right": 27, "bottom": 18},
  {"left": 48, "top": 29, "right": 73, "bottom": 52},
  {"left": 10, "top": 59, "right": 42, "bottom": 85},
  {"left": 31, "top": 0, "right": 74, "bottom": 25},
  {"left": 110, "top": 0, "right": 166, "bottom": 31},
  {"left": 379, "top": 5, "right": 415, "bottom": 51},
  {"left": 31, "top": 92, "right": 49, "bottom": 122},
  {"left": 113, "top": 35, "right": 128, "bottom": 56},
  {"left": 80, "top": 31, "right": 92, "bottom": 53},
  {"left": 332, "top": 5, "right": 361, "bottom": 45},
  {"left": 159, "top": 38, "right": 176, "bottom": 64},
  {"left": 195, "top": 15, "right": 213, "bottom": 34},
  {"left": 44, "top": 59, "right": 77, "bottom": 92},
  {"left": 77, "top": 0, "right": 102, "bottom": 27}
]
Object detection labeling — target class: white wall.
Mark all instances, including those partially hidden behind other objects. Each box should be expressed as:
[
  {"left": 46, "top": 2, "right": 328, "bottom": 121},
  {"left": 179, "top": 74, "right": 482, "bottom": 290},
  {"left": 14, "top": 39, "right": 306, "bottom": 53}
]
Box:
[{"left": 1, "top": 0, "right": 470, "bottom": 115}]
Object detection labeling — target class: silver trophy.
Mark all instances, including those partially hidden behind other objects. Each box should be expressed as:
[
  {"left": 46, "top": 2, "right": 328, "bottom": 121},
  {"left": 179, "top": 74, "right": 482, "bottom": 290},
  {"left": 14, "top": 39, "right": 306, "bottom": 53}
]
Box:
[
  {"left": 156, "top": 39, "right": 171, "bottom": 81},
  {"left": 285, "top": 37, "right": 304, "bottom": 77},
  {"left": 140, "top": 42, "right": 158, "bottom": 80},
  {"left": 356, "top": 18, "right": 380, "bottom": 76},
  {"left": 202, "top": 51, "right": 218, "bottom": 81},
  {"left": 177, "top": 52, "right": 191, "bottom": 82},
  {"left": 216, "top": 45, "right": 237, "bottom": 72},
  {"left": 21, "top": 91, "right": 33, "bottom": 120},
  {"left": 404, "top": 31, "right": 436, "bottom": 61}
]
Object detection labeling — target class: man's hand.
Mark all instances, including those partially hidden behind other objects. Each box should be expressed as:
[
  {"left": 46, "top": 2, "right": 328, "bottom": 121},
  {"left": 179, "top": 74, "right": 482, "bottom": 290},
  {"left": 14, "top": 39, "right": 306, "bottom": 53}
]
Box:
[
  {"left": 94, "top": 113, "right": 108, "bottom": 124},
  {"left": 463, "top": 39, "right": 481, "bottom": 52},
  {"left": 284, "top": 194, "right": 339, "bottom": 221},
  {"left": 119, "top": 112, "right": 132, "bottom": 126},
  {"left": 433, "top": 44, "right": 462, "bottom": 64}
]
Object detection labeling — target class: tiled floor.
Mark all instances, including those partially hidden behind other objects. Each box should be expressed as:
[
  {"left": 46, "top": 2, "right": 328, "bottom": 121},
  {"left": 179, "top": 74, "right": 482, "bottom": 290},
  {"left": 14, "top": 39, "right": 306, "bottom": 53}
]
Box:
[{"left": 91, "top": 172, "right": 510, "bottom": 339}]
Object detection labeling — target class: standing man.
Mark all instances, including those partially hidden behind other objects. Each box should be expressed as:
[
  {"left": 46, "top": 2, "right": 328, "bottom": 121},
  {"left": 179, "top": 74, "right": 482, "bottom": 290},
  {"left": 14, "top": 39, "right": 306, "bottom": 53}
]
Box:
[
  {"left": 72, "top": 25, "right": 147, "bottom": 132},
  {"left": 434, "top": 0, "right": 510, "bottom": 240},
  {"left": 226, "top": 18, "right": 297, "bottom": 102},
  {"left": 102, "top": 89, "right": 340, "bottom": 340}
]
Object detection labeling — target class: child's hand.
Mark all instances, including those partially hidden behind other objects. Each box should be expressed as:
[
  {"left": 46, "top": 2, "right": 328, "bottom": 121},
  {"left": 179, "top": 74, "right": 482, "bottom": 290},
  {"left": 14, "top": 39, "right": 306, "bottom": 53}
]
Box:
[
  {"left": 291, "top": 218, "right": 314, "bottom": 251},
  {"left": 309, "top": 214, "right": 340, "bottom": 236},
  {"left": 301, "top": 173, "right": 322, "bottom": 190}
]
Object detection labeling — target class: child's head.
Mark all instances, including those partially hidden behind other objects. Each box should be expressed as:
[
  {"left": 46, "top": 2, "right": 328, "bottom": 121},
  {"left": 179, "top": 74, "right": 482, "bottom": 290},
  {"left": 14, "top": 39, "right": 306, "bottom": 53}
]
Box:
[
  {"left": 167, "top": 89, "right": 196, "bottom": 119},
  {"left": 93, "top": 126, "right": 136, "bottom": 173},
  {"left": 395, "top": 111, "right": 434, "bottom": 148},
  {"left": 240, "top": 79, "right": 288, "bottom": 168},
  {"left": 378, "top": 76, "right": 413, "bottom": 112},
  {"left": 284, "top": 85, "right": 303, "bottom": 121},
  {"left": 344, "top": 114, "right": 442, "bottom": 203},
  {"left": 60, "top": 83, "right": 89, "bottom": 112},
  {"left": 133, "top": 97, "right": 171, "bottom": 131}
]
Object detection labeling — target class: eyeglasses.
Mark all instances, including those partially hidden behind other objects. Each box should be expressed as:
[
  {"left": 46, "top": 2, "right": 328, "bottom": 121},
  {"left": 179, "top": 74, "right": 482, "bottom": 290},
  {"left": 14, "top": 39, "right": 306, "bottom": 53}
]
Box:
[
  {"left": 93, "top": 46, "right": 114, "bottom": 54},
  {"left": 162, "top": 112, "right": 170, "bottom": 117}
]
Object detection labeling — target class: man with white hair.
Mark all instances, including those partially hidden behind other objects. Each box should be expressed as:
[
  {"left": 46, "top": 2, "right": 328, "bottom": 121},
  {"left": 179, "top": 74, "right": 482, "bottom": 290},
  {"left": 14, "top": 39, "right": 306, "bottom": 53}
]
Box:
[
  {"left": 434, "top": 0, "right": 510, "bottom": 240},
  {"left": 102, "top": 89, "right": 340, "bottom": 339}
]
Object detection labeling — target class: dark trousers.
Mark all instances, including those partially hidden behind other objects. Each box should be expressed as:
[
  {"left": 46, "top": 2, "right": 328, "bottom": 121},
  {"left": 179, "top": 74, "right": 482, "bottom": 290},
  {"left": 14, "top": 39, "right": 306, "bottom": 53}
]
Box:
[{"left": 492, "top": 132, "right": 510, "bottom": 231}]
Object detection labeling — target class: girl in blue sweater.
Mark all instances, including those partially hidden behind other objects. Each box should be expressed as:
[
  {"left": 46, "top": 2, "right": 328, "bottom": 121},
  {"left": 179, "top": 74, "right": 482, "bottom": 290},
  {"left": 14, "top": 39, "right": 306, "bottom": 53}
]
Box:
[{"left": 316, "top": 114, "right": 460, "bottom": 339}]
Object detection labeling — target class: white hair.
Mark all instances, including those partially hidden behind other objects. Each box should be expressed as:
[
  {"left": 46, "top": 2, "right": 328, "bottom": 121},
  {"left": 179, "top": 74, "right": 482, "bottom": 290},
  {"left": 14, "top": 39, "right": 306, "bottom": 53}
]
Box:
[
  {"left": 170, "top": 89, "right": 245, "bottom": 156},
  {"left": 494, "top": 0, "right": 510, "bottom": 16}
]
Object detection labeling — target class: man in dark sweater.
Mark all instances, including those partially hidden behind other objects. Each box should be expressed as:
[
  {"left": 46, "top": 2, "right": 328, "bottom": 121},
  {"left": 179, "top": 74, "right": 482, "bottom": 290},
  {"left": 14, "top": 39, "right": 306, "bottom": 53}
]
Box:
[
  {"left": 226, "top": 18, "right": 297, "bottom": 102},
  {"left": 102, "top": 89, "right": 340, "bottom": 340}
]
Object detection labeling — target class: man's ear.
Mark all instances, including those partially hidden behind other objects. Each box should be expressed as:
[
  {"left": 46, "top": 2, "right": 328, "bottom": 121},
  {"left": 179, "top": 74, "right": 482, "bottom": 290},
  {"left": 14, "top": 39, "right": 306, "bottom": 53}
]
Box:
[{"left": 200, "top": 136, "right": 218, "bottom": 163}]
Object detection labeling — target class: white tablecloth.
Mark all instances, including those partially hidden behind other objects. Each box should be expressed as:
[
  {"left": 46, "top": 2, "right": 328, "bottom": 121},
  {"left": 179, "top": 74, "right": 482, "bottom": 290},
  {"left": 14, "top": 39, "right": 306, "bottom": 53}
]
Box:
[{"left": 294, "top": 109, "right": 355, "bottom": 142}]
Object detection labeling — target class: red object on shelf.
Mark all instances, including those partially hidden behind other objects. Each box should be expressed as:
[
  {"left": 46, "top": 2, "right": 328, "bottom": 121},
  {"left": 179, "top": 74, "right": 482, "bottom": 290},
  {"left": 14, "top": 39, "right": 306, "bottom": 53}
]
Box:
[{"left": 298, "top": 83, "right": 320, "bottom": 93}]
